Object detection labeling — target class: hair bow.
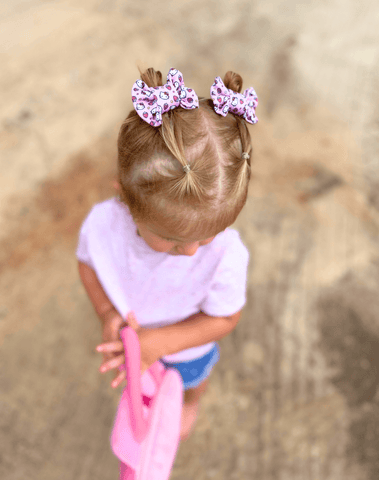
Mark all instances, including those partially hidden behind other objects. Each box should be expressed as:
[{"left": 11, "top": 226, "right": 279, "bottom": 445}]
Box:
[
  {"left": 210, "top": 77, "right": 258, "bottom": 125},
  {"left": 131, "top": 68, "right": 199, "bottom": 127}
]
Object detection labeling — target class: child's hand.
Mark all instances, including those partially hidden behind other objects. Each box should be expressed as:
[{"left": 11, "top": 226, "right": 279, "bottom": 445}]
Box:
[
  {"left": 96, "top": 311, "right": 163, "bottom": 388},
  {"left": 97, "top": 310, "right": 130, "bottom": 388}
]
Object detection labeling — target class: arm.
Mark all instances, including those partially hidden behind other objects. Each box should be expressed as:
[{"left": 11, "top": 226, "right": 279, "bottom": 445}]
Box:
[
  {"left": 78, "top": 259, "right": 242, "bottom": 352},
  {"left": 78, "top": 261, "right": 118, "bottom": 324},
  {"left": 156, "top": 309, "right": 242, "bottom": 358}
]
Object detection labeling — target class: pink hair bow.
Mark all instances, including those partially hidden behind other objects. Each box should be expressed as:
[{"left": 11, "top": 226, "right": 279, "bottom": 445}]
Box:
[
  {"left": 131, "top": 68, "right": 199, "bottom": 127},
  {"left": 210, "top": 77, "right": 258, "bottom": 125}
]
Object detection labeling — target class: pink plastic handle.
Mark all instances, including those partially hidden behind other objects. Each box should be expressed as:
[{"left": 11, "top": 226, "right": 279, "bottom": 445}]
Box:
[
  {"left": 119, "top": 327, "right": 147, "bottom": 442},
  {"left": 119, "top": 325, "right": 164, "bottom": 443}
]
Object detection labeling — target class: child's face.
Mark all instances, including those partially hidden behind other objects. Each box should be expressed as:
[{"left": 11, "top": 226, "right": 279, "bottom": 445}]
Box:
[{"left": 134, "top": 221, "right": 217, "bottom": 256}]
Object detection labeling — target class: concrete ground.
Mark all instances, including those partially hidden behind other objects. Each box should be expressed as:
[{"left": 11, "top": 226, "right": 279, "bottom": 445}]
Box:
[{"left": 1, "top": 1, "right": 379, "bottom": 479}]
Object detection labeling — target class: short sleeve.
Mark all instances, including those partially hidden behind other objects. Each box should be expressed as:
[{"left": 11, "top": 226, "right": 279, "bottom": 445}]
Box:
[
  {"left": 200, "top": 231, "right": 250, "bottom": 317},
  {"left": 76, "top": 212, "right": 95, "bottom": 269}
]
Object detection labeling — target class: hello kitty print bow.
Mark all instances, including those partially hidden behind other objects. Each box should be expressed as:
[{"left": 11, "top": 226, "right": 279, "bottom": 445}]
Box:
[
  {"left": 210, "top": 77, "right": 258, "bottom": 125},
  {"left": 132, "top": 68, "right": 199, "bottom": 126}
]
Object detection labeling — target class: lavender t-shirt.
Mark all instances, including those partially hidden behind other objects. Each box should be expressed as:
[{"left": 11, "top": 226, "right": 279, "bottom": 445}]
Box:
[{"left": 76, "top": 197, "right": 249, "bottom": 362}]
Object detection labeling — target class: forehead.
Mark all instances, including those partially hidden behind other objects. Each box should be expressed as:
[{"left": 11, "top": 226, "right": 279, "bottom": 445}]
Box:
[{"left": 145, "top": 223, "right": 209, "bottom": 242}]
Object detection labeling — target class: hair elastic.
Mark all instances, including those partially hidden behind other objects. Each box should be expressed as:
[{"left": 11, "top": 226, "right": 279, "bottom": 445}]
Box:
[{"left": 241, "top": 152, "right": 250, "bottom": 160}]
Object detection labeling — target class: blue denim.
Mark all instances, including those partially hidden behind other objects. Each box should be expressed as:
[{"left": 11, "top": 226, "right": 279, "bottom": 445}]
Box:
[{"left": 160, "top": 343, "right": 220, "bottom": 390}]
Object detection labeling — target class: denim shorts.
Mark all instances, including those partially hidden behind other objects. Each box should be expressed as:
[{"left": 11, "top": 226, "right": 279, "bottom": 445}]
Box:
[{"left": 160, "top": 343, "right": 220, "bottom": 390}]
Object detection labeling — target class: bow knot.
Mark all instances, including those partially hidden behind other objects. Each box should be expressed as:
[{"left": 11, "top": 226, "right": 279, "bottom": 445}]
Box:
[
  {"left": 132, "top": 68, "right": 199, "bottom": 126},
  {"left": 210, "top": 77, "right": 258, "bottom": 125}
]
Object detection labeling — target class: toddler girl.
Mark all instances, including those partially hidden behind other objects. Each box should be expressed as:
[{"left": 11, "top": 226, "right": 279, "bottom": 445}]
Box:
[{"left": 76, "top": 67, "right": 258, "bottom": 441}]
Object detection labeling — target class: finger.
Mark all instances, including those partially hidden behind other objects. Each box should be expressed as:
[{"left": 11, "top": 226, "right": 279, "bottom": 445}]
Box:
[
  {"left": 111, "top": 370, "right": 126, "bottom": 389},
  {"left": 126, "top": 311, "right": 140, "bottom": 330},
  {"left": 102, "top": 352, "right": 113, "bottom": 364},
  {"left": 99, "top": 354, "right": 125, "bottom": 373},
  {"left": 96, "top": 341, "right": 123, "bottom": 353},
  {"left": 103, "top": 352, "right": 120, "bottom": 365}
]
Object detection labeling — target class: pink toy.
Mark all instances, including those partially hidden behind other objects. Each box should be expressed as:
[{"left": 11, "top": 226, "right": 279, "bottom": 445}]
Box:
[{"left": 111, "top": 324, "right": 184, "bottom": 480}]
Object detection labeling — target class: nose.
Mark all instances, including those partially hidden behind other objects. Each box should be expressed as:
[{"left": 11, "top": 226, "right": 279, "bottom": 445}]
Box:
[{"left": 176, "top": 242, "right": 199, "bottom": 256}]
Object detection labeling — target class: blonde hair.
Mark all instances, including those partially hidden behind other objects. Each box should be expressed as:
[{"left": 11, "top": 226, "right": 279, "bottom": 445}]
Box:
[{"left": 118, "top": 68, "right": 253, "bottom": 240}]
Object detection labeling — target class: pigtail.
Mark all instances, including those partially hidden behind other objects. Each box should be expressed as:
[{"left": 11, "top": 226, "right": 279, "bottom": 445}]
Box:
[
  {"left": 160, "top": 112, "right": 206, "bottom": 201},
  {"left": 223, "top": 71, "right": 243, "bottom": 93},
  {"left": 235, "top": 116, "right": 252, "bottom": 167},
  {"left": 223, "top": 71, "right": 253, "bottom": 166},
  {"left": 136, "top": 67, "right": 207, "bottom": 201},
  {"left": 139, "top": 67, "right": 163, "bottom": 88}
]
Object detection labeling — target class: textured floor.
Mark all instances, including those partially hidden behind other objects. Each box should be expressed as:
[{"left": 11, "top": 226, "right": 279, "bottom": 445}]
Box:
[{"left": 1, "top": 1, "right": 379, "bottom": 479}]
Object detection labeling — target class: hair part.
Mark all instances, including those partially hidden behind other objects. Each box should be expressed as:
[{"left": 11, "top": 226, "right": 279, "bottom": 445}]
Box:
[{"left": 117, "top": 67, "right": 253, "bottom": 240}]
